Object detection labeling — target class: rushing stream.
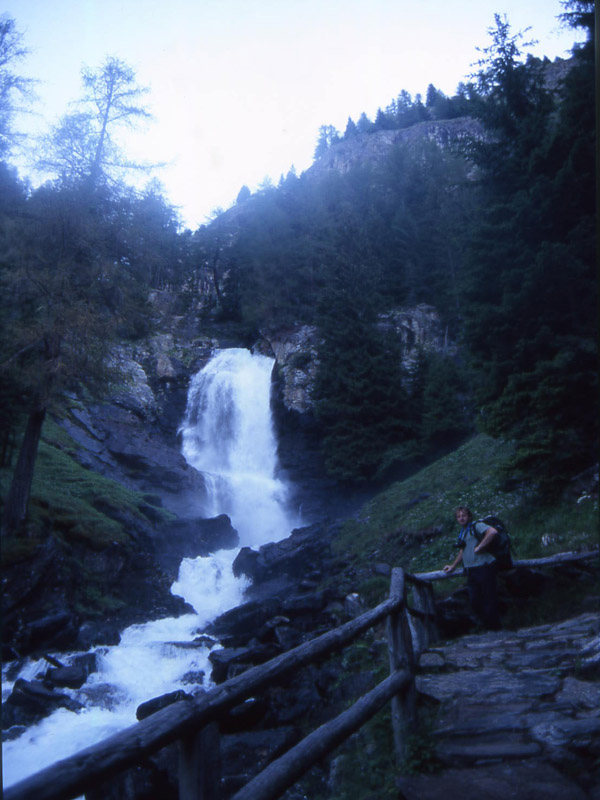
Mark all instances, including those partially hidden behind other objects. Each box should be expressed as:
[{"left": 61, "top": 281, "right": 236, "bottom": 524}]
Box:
[{"left": 2, "top": 348, "right": 300, "bottom": 790}]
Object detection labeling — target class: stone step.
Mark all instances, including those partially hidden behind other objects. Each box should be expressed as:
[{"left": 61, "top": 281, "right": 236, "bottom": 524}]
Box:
[
  {"left": 396, "top": 760, "right": 589, "bottom": 800},
  {"left": 435, "top": 733, "right": 542, "bottom": 765}
]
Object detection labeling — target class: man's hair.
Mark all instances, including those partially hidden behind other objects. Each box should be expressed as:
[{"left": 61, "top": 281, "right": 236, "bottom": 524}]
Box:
[{"left": 454, "top": 506, "right": 473, "bottom": 520}]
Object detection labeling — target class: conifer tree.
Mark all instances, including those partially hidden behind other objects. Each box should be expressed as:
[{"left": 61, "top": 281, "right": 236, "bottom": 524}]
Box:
[
  {"left": 344, "top": 117, "right": 358, "bottom": 138},
  {"left": 1, "top": 56, "right": 157, "bottom": 536},
  {"left": 314, "top": 258, "right": 409, "bottom": 482},
  {"left": 0, "top": 16, "right": 36, "bottom": 157},
  {"left": 461, "top": 7, "right": 597, "bottom": 492},
  {"left": 38, "top": 57, "right": 152, "bottom": 187}
]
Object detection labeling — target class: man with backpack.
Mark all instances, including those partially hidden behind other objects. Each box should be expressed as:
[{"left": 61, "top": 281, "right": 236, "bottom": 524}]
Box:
[{"left": 442, "top": 506, "right": 502, "bottom": 630}]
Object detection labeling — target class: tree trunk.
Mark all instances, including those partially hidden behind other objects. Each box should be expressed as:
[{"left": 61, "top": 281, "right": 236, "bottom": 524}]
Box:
[{"left": 1, "top": 405, "right": 46, "bottom": 537}]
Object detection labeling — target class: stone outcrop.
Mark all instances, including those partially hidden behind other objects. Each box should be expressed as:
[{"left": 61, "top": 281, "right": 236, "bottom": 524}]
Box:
[
  {"left": 63, "top": 334, "right": 212, "bottom": 514},
  {"left": 155, "top": 515, "right": 239, "bottom": 580},
  {"left": 378, "top": 303, "right": 456, "bottom": 371},
  {"left": 262, "top": 304, "right": 454, "bottom": 421},
  {"left": 306, "top": 58, "right": 569, "bottom": 183},
  {"left": 63, "top": 400, "right": 207, "bottom": 510},
  {"left": 259, "top": 326, "right": 320, "bottom": 415},
  {"left": 2, "top": 679, "right": 85, "bottom": 734},
  {"left": 308, "top": 117, "right": 484, "bottom": 178}
]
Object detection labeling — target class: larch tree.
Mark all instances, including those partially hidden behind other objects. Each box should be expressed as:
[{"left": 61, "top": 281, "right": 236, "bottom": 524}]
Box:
[
  {"left": 1, "top": 57, "right": 155, "bottom": 537},
  {"left": 38, "top": 56, "right": 152, "bottom": 187},
  {"left": 1, "top": 183, "right": 124, "bottom": 537},
  {"left": 0, "top": 15, "right": 36, "bottom": 158}
]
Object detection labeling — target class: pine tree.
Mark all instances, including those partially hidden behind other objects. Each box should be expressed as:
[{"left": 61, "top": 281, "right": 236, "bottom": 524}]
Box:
[
  {"left": 344, "top": 117, "right": 358, "bottom": 138},
  {"left": 314, "top": 259, "right": 409, "bottom": 482},
  {"left": 460, "top": 7, "right": 597, "bottom": 492}
]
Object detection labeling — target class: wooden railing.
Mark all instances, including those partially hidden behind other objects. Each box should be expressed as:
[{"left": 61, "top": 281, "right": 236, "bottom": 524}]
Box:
[
  {"left": 5, "top": 549, "right": 597, "bottom": 800},
  {"left": 4, "top": 567, "right": 437, "bottom": 800},
  {"left": 414, "top": 549, "right": 600, "bottom": 581}
]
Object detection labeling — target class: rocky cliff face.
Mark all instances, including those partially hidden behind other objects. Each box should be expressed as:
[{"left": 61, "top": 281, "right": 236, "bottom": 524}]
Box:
[
  {"left": 378, "top": 303, "right": 456, "bottom": 369},
  {"left": 307, "top": 57, "right": 571, "bottom": 182},
  {"left": 260, "top": 304, "right": 454, "bottom": 419},
  {"left": 309, "top": 117, "right": 484, "bottom": 177}
]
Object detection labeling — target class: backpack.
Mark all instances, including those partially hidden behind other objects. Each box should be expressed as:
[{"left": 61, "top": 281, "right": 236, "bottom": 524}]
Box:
[{"left": 474, "top": 515, "right": 513, "bottom": 570}]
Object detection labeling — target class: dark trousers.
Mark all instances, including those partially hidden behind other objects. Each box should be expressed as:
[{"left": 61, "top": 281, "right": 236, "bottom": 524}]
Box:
[{"left": 466, "top": 562, "right": 501, "bottom": 630}]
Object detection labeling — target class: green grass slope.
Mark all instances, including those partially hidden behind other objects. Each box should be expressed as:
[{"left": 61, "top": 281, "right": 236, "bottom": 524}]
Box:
[
  {"left": 2, "top": 417, "right": 172, "bottom": 561},
  {"left": 335, "top": 434, "right": 598, "bottom": 578},
  {"left": 1, "top": 417, "right": 178, "bottom": 622}
]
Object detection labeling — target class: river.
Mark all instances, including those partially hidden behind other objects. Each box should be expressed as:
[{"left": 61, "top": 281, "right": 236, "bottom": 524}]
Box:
[{"left": 2, "top": 348, "right": 300, "bottom": 791}]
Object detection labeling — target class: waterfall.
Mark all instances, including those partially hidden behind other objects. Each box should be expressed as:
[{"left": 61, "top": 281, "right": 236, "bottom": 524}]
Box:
[
  {"left": 180, "top": 347, "right": 299, "bottom": 546},
  {"left": 2, "top": 348, "right": 299, "bottom": 790}
]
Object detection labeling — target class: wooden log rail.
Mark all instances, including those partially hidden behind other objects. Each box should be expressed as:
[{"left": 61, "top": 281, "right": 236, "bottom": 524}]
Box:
[
  {"left": 5, "top": 549, "right": 597, "bottom": 800},
  {"left": 5, "top": 568, "right": 422, "bottom": 800},
  {"left": 414, "top": 549, "right": 600, "bottom": 581}
]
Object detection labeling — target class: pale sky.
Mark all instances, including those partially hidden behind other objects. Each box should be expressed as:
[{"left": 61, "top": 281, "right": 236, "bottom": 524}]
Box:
[{"left": 3, "top": 0, "right": 584, "bottom": 229}]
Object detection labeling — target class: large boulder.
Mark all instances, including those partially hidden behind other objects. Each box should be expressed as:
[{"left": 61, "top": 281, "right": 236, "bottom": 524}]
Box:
[
  {"left": 2, "top": 679, "right": 84, "bottom": 732},
  {"left": 153, "top": 514, "right": 239, "bottom": 579},
  {"left": 205, "top": 599, "right": 283, "bottom": 643},
  {"left": 232, "top": 521, "right": 340, "bottom": 587},
  {"left": 45, "top": 654, "right": 98, "bottom": 689}
]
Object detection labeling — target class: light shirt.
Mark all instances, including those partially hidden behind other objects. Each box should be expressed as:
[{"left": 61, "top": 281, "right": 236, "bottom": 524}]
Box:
[{"left": 460, "top": 522, "right": 496, "bottom": 569}]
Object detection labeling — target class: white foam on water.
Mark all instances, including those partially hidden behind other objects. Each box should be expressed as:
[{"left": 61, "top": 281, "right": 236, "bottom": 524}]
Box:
[{"left": 3, "top": 348, "right": 298, "bottom": 790}]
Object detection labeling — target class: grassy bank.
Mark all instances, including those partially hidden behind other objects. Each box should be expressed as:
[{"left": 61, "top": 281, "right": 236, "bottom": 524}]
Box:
[
  {"left": 1, "top": 416, "right": 172, "bottom": 564},
  {"left": 334, "top": 434, "right": 598, "bottom": 579}
]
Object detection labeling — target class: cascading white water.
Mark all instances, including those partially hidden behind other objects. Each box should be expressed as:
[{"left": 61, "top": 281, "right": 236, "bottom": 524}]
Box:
[
  {"left": 180, "top": 348, "right": 298, "bottom": 545},
  {"left": 2, "top": 348, "right": 298, "bottom": 791}
]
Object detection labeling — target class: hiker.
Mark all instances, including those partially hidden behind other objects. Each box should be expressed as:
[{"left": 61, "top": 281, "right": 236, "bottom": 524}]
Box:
[{"left": 443, "top": 506, "right": 502, "bottom": 630}]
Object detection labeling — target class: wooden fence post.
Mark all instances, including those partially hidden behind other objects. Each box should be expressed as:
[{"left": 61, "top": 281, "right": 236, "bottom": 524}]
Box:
[
  {"left": 410, "top": 580, "right": 438, "bottom": 655},
  {"left": 178, "top": 723, "right": 221, "bottom": 800},
  {"left": 386, "top": 568, "right": 417, "bottom": 764}
]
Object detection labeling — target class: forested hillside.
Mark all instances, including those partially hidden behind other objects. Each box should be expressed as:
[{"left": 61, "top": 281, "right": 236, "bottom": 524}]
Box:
[
  {"left": 193, "top": 6, "right": 597, "bottom": 491},
  {"left": 0, "top": 4, "right": 596, "bottom": 538}
]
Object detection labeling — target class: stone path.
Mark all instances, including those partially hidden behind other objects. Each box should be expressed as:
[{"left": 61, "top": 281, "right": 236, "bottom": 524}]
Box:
[{"left": 397, "top": 612, "right": 600, "bottom": 799}]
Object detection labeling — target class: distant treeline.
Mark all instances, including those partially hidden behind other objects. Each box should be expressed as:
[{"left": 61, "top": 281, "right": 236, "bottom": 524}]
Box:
[{"left": 203, "top": 7, "right": 596, "bottom": 490}]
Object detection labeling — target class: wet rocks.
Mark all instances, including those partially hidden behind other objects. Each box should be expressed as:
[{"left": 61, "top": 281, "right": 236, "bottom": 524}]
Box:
[
  {"left": 136, "top": 690, "right": 193, "bottom": 721},
  {"left": 153, "top": 514, "right": 239, "bottom": 580},
  {"left": 205, "top": 521, "right": 348, "bottom": 689},
  {"left": 232, "top": 521, "right": 340, "bottom": 589},
  {"left": 2, "top": 652, "right": 99, "bottom": 737},
  {"left": 2, "top": 679, "right": 84, "bottom": 733},
  {"left": 208, "top": 642, "right": 280, "bottom": 684},
  {"left": 205, "top": 599, "right": 283, "bottom": 644},
  {"left": 44, "top": 653, "right": 98, "bottom": 689},
  {"left": 2, "top": 532, "right": 192, "bottom": 659},
  {"left": 14, "top": 611, "right": 80, "bottom": 655}
]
